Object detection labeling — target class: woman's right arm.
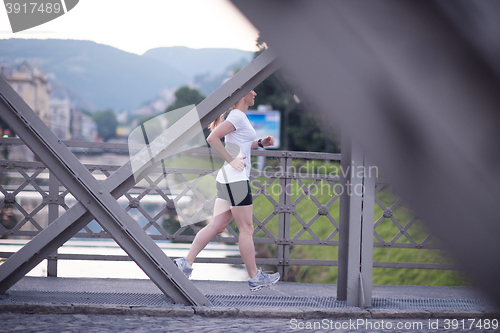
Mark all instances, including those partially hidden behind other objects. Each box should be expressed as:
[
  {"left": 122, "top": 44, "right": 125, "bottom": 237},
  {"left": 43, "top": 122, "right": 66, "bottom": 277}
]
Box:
[{"left": 207, "top": 121, "right": 246, "bottom": 172}]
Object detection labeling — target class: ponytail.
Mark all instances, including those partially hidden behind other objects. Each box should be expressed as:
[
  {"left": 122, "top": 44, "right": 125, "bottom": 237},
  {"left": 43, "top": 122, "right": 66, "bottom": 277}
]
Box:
[{"left": 208, "top": 108, "right": 232, "bottom": 132}]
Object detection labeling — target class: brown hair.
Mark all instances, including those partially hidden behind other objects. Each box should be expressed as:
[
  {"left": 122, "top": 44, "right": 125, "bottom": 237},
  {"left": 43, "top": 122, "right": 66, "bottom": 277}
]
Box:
[{"left": 208, "top": 108, "right": 232, "bottom": 132}]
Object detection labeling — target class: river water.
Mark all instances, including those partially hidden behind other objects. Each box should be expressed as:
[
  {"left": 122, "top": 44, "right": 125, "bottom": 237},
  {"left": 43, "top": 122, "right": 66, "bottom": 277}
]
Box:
[{"left": 0, "top": 239, "right": 249, "bottom": 281}]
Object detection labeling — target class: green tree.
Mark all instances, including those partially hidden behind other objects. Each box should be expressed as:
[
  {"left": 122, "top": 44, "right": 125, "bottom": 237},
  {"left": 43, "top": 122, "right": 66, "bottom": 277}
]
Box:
[
  {"left": 166, "top": 86, "right": 205, "bottom": 112},
  {"left": 93, "top": 109, "right": 117, "bottom": 141}
]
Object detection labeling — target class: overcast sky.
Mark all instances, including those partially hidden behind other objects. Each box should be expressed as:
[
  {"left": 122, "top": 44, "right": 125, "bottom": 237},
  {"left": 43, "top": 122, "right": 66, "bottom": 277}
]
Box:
[{"left": 0, "top": 0, "right": 259, "bottom": 55}]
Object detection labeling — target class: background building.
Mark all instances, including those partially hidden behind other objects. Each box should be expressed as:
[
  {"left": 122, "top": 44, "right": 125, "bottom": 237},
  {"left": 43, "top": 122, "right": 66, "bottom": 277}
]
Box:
[
  {"left": 70, "top": 109, "right": 97, "bottom": 141},
  {"left": 49, "top": 97, "right": 71, "bottom": 140},
  {"left": 0, "top": 61, "right": 51, "bottom": 125},
  {"left": 1, "top": 60, "right": 97, "bottom": 142}
]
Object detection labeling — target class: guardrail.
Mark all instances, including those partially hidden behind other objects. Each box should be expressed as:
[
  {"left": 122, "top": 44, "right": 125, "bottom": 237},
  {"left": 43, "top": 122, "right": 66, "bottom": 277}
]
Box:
[{"left": 0, "top": 138, "right": 458, "bottom": 281}]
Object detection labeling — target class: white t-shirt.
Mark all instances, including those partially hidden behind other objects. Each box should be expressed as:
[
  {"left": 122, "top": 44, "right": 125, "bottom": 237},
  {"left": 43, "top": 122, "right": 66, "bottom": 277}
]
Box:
[{"left": 216, "top": 109, "right": 256, "bottom": 183}]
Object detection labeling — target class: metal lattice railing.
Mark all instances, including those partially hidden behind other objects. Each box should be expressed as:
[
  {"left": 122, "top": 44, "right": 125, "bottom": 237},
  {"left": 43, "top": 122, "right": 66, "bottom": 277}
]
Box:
[{"left": 0, "top": 138, "right": 456, "bottom": 281}]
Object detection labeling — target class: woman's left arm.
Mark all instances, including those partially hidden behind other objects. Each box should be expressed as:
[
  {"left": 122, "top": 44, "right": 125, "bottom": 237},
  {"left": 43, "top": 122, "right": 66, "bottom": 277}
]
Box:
[{"left": 252, "top": 135, "right": 275, "bottom": 149}]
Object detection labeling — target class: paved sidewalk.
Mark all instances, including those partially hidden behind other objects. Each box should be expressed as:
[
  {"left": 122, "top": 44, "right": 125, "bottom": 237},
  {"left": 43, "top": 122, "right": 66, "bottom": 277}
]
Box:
[{"left": 2, "top": 312, "right": 500, "bottom": 333}]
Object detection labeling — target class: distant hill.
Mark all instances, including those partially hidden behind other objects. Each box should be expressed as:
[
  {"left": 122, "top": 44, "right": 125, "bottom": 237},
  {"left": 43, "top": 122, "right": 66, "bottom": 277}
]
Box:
[
  {"left": 0, "top": 39, "right": 189, "bottom": 111},
  {"left": 0, "top": 39, "right": 254, "bottom": 111},
  {"left": 0, "top": 39, "right": 183, "bottom": 111},
  {"left": 142, "top": 46, "right": 253, "bottom": 79}
]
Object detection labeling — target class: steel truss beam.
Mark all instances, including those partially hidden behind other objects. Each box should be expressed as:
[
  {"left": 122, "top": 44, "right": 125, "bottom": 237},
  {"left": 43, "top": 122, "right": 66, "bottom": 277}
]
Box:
[
  {"left": 0, "top": 49, "right": 280, "bottom": 303},
  {"left": 0, "top": 77, "right": 209, "bottom": 306},
  {"left": 337, "top": 136, "right": 374, "bottom": 307}
]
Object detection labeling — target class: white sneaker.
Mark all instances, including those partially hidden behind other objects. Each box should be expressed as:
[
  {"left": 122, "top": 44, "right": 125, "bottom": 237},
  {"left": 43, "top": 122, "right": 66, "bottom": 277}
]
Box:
[
  {"left": 173, "top": 258, "right": 193, "bottom": 278},
  {"left": 248, "top": 268, "right": 280, "bottom": 291}
]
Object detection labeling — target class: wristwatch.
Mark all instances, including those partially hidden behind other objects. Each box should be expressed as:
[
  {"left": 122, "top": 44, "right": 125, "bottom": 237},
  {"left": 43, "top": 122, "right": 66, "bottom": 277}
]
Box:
[{"left": 258, "top": 139, "right": 264, "bottom": 148}]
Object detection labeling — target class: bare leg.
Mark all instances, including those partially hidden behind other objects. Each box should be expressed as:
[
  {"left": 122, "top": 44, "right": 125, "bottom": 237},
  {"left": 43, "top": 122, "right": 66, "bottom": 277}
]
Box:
[
  {"left": 185, "top": 198, "right": 232, "bottom": 266},
  {"left": 231, "top": 204, "right": 259, "bottom": 278}
]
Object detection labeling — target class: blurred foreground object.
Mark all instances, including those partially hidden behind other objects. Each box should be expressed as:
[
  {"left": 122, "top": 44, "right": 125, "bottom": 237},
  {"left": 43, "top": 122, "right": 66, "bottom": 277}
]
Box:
[{"left": 233, "top": 0, "right": 500, "bottom": 304}]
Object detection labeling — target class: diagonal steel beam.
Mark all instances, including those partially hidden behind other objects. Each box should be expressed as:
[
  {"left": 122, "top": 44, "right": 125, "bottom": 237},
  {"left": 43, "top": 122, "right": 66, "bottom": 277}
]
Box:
[
  {"left": 0, "top": 76, "right": 209, "bottom": 306},
  {"left": 0, "top": 49, "right": 280, "bottom": 298}
]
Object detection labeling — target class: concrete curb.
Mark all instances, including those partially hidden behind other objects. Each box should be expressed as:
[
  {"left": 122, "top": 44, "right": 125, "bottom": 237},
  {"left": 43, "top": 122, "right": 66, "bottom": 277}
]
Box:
[
  {"left": 1, "top": 302, "right": 499, "bottom": 319},
  {"left": 0, "top": 303, "right": 194, "bottom": 317}
]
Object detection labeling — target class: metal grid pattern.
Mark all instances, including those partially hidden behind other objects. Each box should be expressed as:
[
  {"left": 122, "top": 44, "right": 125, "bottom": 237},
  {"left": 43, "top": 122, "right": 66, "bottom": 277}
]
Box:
[
  {"left": 0, "top": 290, "right": 176, "bottom": 306},
  {"left": 0, "top": 161, "right": 52, "bottom": 238},
  {"left": 1, "top": 139, "right": 449, "bottom": 278},
  {"left": 373, "top": 182, "right": 436, "bottom": 250},
  {"left": 207, "top": 294, "right": 355, "bottom": 309},
  {"left": 370, "top": 298, "right": 497, "bottom": 311},
  {"left": 0, "top": 289, "right": 496, "bottom": 311}
]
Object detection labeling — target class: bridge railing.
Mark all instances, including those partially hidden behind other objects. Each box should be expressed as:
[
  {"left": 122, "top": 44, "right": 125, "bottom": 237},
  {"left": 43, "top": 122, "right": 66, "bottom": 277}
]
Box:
[{"left": 0, "top": 138, "right": 457, "bottom": 280}]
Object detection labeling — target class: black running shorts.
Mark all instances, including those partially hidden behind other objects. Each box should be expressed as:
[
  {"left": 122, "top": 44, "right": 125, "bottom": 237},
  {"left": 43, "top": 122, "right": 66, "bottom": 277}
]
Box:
[{"left": 216, "top": 180, "right": 253, "bottom": 206}]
